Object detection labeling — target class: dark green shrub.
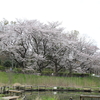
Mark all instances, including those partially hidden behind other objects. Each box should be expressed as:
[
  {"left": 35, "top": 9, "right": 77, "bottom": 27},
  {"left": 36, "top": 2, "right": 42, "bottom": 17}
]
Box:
[
  {"left": 0, "top": 65, "right": 5, "bottom": 71},
  {"left": 57, "top": 72, "right": 68, "bottom": 76},
  {"left": 3, "top": 60, "right": 12, "bottom": 68},
  {"left": 72, "top": 73, "right": 90, "bottom": 77},
  {"left": 42, "top": 68, "right": 53, "bottom": 75},
  {"left": 23, "top": 70, "right": 34, "bottom": 74},
  {"left": 13, "top": 68, "right": 22, "bottom": 73},
  {"left": 0, "top": 60, "right": 1, "bottom": 65}
]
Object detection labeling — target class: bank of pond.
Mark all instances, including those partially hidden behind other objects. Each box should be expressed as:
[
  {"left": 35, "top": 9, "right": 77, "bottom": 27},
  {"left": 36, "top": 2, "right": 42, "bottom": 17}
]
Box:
[
  {"left": 1, "top": 85, "right": 100, "bottom": 100},
  {"left": 1, "top": 85, "right": 100, "bottom": 93},
  {"left": 1, "top": 90, "right": 100, "bottom": 100}
]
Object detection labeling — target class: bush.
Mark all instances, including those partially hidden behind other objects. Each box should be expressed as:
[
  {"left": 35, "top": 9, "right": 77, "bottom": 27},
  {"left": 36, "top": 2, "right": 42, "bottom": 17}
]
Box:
[
  {"left": 42, "top": 68, "right": 53, "bottom": 76},
  {"left": 13, "top": 68, "right": 23, "bottom": 73},
  {"left": 0, "top": 65, "right": 5, "bottom": 71},
  {"left": 23, "top": 70, "right": 34, "bottom": 74},
  {"left": 72, "top": 73, "right": 90, "bottom": 77},
  {"left": 0, "top": 60, "right": 1, "bottom": 65},
  {"left": 3, "top": 60, "right": 12, "bottom": 68}
]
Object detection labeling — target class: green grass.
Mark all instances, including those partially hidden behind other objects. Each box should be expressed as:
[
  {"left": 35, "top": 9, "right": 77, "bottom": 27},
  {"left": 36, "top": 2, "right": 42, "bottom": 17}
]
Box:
[{"left": 0, "top": 71, "right": 100, "bottom": 89}]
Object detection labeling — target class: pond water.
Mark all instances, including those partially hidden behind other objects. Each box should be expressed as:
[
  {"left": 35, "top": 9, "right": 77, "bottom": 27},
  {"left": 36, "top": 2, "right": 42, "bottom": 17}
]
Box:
[{"left": 24, "top": 91, "right": 100, "bottom": 100}]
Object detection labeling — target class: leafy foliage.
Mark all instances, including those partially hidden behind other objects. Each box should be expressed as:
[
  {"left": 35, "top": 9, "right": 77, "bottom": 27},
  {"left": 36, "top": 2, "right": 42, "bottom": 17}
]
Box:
[
  {"left": 3, "top": 60, "right": 12, "bottom": 68},
  {"left": 0, "top": 65, "right": 5, "bottom": 71},
  {"left": 13, "top": 68, "right": 23, "bottom": 73}
]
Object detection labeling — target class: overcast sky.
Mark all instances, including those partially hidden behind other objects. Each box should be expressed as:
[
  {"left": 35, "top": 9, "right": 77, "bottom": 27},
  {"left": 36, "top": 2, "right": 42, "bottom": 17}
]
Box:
[{"left": 0, "top": 0, "right": 100, "bottom": 47}]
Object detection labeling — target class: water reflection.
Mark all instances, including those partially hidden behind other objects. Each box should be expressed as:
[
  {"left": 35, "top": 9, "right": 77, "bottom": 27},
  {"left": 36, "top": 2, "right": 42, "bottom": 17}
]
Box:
[
  {"left": 53, "top": 92, "right": 57, "bottom": 95},
  {"left": 25, "top": 91, "right": 100, "bottom": 100}
]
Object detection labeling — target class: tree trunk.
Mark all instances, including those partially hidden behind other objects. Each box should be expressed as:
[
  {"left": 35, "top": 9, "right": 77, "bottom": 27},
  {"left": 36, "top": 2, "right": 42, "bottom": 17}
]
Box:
[
  {"left": 68, "top": 65, "right": 73, "bottom": 77},
  {"left": 54, "top": 62, "right": 58, "bottom": 76}
]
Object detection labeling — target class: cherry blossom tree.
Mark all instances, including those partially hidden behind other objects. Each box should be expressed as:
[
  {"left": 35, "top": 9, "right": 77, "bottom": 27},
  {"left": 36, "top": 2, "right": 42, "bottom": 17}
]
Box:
[{"left": 0, "top": 19, "right": 99, "bottom": 76}]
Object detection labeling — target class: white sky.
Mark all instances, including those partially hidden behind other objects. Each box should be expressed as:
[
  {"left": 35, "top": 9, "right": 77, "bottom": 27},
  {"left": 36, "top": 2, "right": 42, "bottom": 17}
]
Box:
[{"left": 0, "top": 0, "right": 100, "bottom": 47}]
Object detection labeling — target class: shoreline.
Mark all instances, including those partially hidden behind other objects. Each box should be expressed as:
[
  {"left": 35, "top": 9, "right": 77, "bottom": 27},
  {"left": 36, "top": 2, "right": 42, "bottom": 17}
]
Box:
[{"left": 1, "top": 85, "right": 100, "bottom": 94}]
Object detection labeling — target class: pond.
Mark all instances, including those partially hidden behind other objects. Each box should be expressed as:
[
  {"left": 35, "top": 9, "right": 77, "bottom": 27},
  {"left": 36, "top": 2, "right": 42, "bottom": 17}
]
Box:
[{"left": 24, "top": 91, "right": 100, "bottom": 100}]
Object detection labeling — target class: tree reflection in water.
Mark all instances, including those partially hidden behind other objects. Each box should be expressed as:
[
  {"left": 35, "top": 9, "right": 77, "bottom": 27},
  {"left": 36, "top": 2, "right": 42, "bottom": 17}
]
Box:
[{"left": 24, "top": 91, "right": 100, "bottom": 100}]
